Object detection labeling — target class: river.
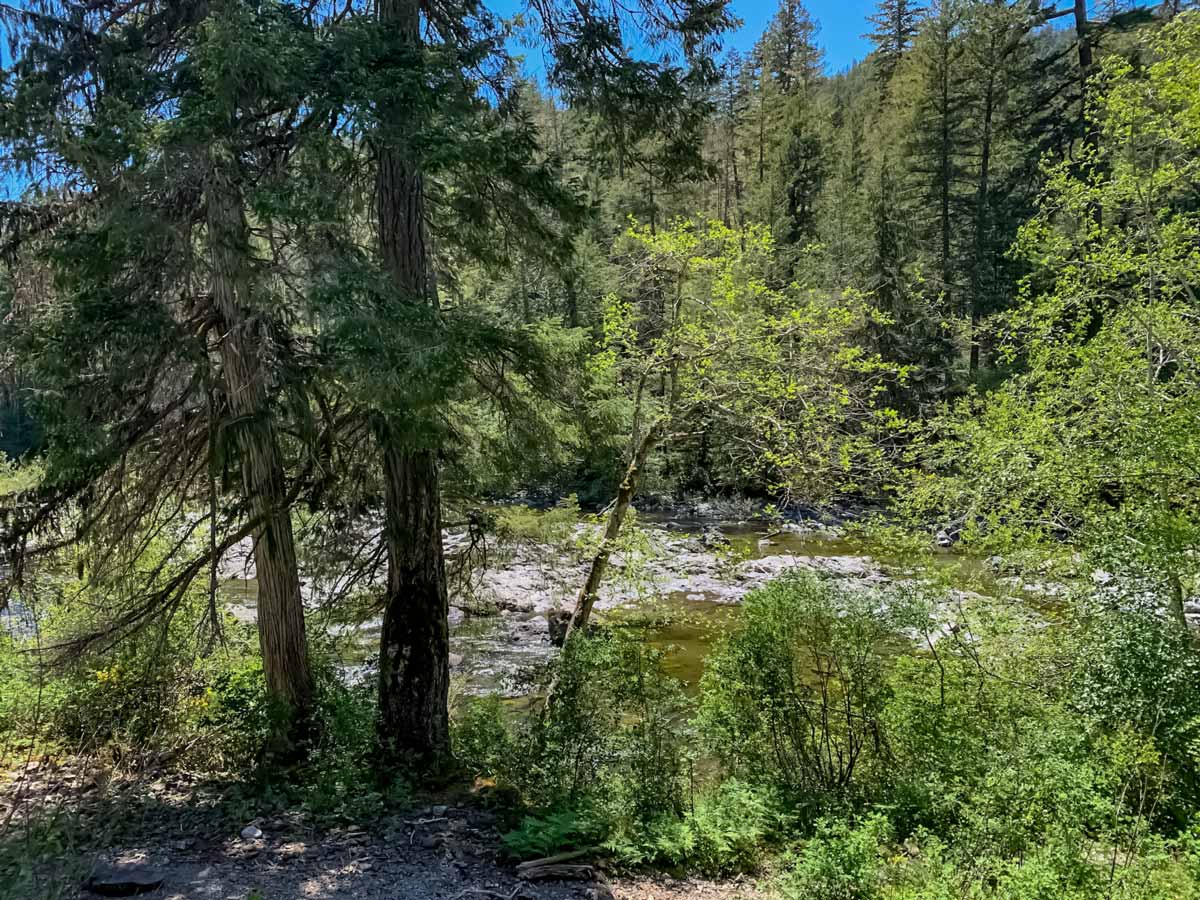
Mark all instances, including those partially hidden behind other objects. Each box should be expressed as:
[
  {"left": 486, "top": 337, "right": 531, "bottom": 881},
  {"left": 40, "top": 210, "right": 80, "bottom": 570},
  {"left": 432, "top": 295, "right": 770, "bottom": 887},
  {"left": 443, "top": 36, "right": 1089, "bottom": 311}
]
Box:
[{"left": 216, "top": 513, "right": 999, "bottom": 699}]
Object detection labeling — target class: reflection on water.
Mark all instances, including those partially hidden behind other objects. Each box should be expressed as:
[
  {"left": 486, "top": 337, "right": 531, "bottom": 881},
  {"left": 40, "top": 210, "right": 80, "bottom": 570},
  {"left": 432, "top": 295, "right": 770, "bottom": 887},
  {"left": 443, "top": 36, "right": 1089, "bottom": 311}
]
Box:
[{"left": 638, "top": 595, "right": 739, "bottom": 689}]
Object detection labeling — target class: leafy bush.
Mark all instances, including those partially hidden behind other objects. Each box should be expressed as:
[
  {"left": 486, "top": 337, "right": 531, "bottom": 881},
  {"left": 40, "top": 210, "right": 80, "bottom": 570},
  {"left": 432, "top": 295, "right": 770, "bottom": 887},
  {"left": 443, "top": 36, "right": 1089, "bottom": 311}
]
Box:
[
  {"left": 201, "top": 647, "right": 395, "bottom": 820},
  {"left": 492, "top": 495, "right": 582, "bottom": 549},
  {"left": 454, "top": 627, "right": 694, "bottom": 860},
  {"left": 1070, "top": 598, "right": 1200, "bottom": 815},
  {"left": 501, "top": 809, "right": 603, "bottom": 858},
  {"left": 629, "top": 779, "right": 787, "bottom": 875},
  {"left": 779, "top": 814, "right": 892, "bottom": 900},
  {"left": 697, "top": 574, "right": 899, "bottom": 815},
  {"left": 884, "top": 604, "right": 1184, "bottom": 861}
]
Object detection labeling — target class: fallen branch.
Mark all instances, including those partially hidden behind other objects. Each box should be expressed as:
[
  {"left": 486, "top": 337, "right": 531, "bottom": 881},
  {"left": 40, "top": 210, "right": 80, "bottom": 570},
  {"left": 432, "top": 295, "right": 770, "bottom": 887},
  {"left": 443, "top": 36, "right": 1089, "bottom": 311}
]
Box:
[
  {"left": 515, "top": 847, "right": 601, "bottom": 871},
  {"left": 516, "top": 863, "right": 596, "bottom": 882}
]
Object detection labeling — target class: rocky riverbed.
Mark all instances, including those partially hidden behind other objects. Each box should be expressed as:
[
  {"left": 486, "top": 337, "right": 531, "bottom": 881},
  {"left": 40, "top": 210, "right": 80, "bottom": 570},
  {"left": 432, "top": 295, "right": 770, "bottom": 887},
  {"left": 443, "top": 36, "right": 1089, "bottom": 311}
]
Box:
[{"left": 215, "top": 515, "right": 982, "bottom": 699}]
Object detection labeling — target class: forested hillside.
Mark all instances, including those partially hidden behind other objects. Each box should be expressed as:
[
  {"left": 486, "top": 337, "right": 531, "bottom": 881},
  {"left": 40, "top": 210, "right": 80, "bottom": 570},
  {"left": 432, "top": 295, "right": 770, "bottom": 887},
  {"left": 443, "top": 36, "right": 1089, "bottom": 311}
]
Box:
[{"left": 1, "top": 2, "right": 1198, "bottom": 899}]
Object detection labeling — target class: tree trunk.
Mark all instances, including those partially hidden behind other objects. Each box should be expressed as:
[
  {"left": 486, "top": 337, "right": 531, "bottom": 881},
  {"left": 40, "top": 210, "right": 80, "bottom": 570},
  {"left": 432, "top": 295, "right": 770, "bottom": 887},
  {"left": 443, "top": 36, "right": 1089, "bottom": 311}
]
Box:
[
  {"left": 970, "top": 74, "right": 995, "bottom": 375},
  {"left": 206, "top": 164, "right": 313, "bottom": 721},
  {"left": 1074, "top": 0, "right": 1097, "bottom": 155},
  {"left": 563, "top": 420, "right": 665, "bottom": 641},
  {"left": 1168, "top": 572, "right": 1188, "bottom": 632},
  {"left": 938, "top": 39, "right": 952, "bottom": 301},
  {"left": 374, "top": 0, "right": 451, "bottom": 764},
  {"left": 377, "top": 439, "right": 450, "bottom": 761}
]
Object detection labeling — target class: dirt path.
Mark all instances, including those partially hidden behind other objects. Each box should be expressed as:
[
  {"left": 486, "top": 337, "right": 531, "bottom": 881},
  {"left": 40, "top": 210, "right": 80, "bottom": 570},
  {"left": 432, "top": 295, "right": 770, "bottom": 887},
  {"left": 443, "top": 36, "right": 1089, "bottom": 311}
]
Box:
[
  {"left": 2, "top": 765, "right": 762, "bottom": 900},
  {"left": 77, "top": 803, "right": 762, "bottom": 900}
]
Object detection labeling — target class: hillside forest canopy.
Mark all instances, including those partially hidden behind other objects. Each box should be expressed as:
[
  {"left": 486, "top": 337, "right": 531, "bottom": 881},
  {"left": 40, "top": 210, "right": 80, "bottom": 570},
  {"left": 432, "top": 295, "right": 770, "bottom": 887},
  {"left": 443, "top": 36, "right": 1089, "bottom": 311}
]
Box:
[{"left": 2, "top": 2, "right": 1200, "bottom": 899}]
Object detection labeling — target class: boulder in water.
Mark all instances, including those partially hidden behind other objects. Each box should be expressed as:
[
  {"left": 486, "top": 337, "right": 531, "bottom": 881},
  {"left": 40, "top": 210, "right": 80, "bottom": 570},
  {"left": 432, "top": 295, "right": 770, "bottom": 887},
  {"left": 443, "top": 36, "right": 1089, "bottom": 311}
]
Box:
[{"left": 547, "top": 608, "right": 572, "bottom": 646}]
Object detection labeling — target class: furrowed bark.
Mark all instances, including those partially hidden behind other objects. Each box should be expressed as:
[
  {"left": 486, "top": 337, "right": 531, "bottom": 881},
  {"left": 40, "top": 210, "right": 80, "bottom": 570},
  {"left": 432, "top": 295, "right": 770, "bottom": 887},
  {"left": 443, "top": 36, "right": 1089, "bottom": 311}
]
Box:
[
  {"left": 206, "top": 163, "right": 313, "bottom": 721},
  {"left": 374, "top": 0, "right": 451, "bottom": 764},
  {"left": 376, "top": 438, "right": 450, "bottom": 761}
]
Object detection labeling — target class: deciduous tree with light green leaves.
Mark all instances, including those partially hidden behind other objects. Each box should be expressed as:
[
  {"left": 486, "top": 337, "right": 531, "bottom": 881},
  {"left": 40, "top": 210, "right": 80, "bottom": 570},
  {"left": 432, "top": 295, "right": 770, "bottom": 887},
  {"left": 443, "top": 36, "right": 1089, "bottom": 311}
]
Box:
[
  {"left": 899, "top": 12, "right": 1200, "bottom": 627},
  {"left": 562, "top": 219, "right": 900, "bottom": 640}
]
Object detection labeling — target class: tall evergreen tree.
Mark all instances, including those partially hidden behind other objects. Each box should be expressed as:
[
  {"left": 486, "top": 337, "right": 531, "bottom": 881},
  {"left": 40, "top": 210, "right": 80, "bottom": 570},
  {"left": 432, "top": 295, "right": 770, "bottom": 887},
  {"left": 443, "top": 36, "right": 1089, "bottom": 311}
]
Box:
[
  {"left": 959, "top": 0, "right": 1039, "bottom": 372},
  {"left": 865, "top": 0, "right": 926, "bottom": 86},
  {"left": 899, "top": 0, "right": 969, "bottom": 315},
  {"left": 761, "top": 0, "right": 825, "bottom": 95},
  {"left": 0, "top": 0, "right": 322, "bottom": 731},
  {"left": 356, "top": 0, "right": 733, "bottom": 765},
  {"left": 778, "top": 106, "right": 826, "bottom": 276}
]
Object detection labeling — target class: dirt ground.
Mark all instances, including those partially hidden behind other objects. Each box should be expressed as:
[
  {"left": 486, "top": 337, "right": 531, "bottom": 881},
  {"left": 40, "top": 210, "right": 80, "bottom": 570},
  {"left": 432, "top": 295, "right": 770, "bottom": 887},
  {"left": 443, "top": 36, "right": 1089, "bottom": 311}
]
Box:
[{"left": 1, "top": 760, "right": 764, "bottom": 900}]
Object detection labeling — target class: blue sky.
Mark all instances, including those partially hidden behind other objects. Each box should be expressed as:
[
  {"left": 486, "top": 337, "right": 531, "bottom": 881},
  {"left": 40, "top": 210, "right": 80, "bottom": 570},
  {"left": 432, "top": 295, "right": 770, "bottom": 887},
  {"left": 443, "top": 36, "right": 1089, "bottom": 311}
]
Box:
[
  {"left": 493, "top": 1, "right": 879, "bottom": 75},
  {"left": 705, "top": 0, "right": 877, "bottom": 72}
]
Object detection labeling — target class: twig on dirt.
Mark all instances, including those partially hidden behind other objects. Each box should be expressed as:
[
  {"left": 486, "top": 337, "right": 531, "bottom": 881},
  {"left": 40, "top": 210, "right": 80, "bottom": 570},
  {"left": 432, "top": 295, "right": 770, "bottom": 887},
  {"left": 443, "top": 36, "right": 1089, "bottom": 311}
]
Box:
[
  {"left": 515, "top": 846, "right": 601, "bottom": 870},
  {"left": 410, "top": 816, "right": 449, "bottom": 825},
  {"left": 450, "top": 887, "right": 521, "bottom": 900}
]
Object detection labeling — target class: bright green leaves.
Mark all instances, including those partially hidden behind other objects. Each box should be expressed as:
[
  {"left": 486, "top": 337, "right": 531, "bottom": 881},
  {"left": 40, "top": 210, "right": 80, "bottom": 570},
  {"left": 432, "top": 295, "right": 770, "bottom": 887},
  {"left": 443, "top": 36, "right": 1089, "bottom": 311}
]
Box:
[
  {"left": 595, "top": 218, "right": 901, "bottom": 502},
  {"left": 900, "top": 13, "right": 1200, "bottom": 610}
]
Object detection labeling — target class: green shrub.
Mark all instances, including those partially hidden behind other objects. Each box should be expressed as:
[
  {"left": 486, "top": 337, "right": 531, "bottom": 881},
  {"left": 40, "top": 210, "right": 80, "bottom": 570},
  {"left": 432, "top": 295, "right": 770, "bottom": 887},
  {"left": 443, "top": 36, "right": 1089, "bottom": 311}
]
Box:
[
  {"left": 697, "top": 574, "right": 899, "bottom": 816},
  {"left": 453, "top": 695, "right": 517, "bottom": 778},
  {"left": 203, "top": 644, "right": 390, "bottom": 818},
  {"left": 501, "top": 809, "right": 603, "bottom": 858},
  {"left": 1070, "top": 601, "right": 1200, "bottom": 816},
  {"left": 454, "top": 627, "right": 694, "bottom": 860},
  {"left": 291, "top": 666, "right": 396, "bottom": 821},
  {"left": 630, "top": 780, "right": 787, "bottom": 874},
  {"left": 779, "top": 814, "right": 892, "bottom": 900},
  {"left": 493, "top": 496, "right": 581, "bottom": 548}
]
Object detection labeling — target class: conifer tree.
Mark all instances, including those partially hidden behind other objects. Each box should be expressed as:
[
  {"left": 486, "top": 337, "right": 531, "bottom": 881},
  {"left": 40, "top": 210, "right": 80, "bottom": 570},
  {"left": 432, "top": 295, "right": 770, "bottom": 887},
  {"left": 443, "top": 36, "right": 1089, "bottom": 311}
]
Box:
[
  {"left": 865, "top": 0, "right": 926, "bottom": 86},
  {"left": 0, "top": 0, "right": 323, "bottom": 731},
  {"left": 959, "top": 0, "right": 1039, "bottom": 372},
  {"left": 778, "top": 107, "right": 826, "bottom": 275},
  {"left": 355, "top": 0, "right": 733, "bottom": 765},
  {"left": 899, "top": 0, "right": 969, "bottom": 315},
  {"left": 761, "top": 0, "right": 825, "bottom": 95}
]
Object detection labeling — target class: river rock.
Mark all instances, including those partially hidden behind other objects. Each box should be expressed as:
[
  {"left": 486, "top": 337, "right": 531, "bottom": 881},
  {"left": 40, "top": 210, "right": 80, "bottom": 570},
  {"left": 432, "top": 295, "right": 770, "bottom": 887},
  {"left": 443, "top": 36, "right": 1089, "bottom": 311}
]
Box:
[
  {"left": 240, "top": 825, "right": 263, "bottom": 840},
  {"left": 547, "top": 608, "right": 572, "bottom": 646},
  {"left": 511, "top": 617, "right": 548, "bottom": 640},
  {"left": 86, "top": 864, "right": 164, "bottom": 896}
]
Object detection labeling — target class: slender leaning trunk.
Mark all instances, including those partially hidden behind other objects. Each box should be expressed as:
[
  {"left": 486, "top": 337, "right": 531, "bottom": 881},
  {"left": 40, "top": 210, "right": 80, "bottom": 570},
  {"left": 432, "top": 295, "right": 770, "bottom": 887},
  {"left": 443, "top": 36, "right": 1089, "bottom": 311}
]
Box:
[
  {"left": 206, "top": 164, "right": 313, "bottom": 721},
  {"left": 543, "top": 420, "right": 664, "bottom": 710},
  {"left": 564, "top": 420, "right": 665, "bottom": 641},
  {"left": 374, "top": 0, "right": 450, "bottom": 764}
]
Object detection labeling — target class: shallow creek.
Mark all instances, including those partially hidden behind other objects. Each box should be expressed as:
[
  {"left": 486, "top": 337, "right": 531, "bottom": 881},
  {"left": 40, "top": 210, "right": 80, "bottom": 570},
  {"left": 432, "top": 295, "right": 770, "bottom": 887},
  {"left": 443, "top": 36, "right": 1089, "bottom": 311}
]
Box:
[{"left": 217, "top": 515, "right": 996, "bottom": 699}]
